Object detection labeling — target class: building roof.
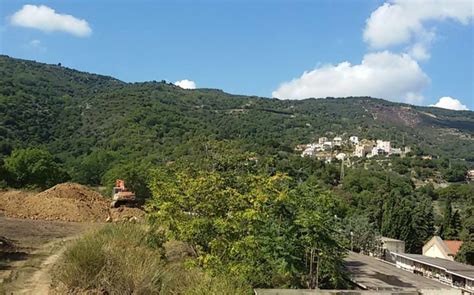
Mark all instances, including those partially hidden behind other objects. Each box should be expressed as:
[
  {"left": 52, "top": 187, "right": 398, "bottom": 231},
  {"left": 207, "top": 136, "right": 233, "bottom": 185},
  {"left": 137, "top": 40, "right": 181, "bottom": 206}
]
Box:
[
  {"left": 444, "top": 240, "right": 463, "bottom": 256},
  {"left": 392, "top": 252, "right": 474, "bottom": 280},
  {"left": 423, "top": 236, "right": 454, "bottom": 257},
  {"left": 380, "top": 236, "right": 405, "bottom": 243}
]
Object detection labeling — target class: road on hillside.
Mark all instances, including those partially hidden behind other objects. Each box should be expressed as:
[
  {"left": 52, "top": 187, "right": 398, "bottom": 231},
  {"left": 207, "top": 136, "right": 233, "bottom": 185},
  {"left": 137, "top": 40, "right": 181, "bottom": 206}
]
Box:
[{"left": 345, "top": 252, "right": 453, "bottom": 291}]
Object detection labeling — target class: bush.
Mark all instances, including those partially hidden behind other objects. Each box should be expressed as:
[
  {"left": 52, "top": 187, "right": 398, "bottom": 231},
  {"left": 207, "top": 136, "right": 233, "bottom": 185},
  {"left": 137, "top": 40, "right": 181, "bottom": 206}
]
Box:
[
  {"left": 54, "top": 223, "right": 251, "bottom": 294},
  {"left": 4, "top": 148, "right": 68, "bottom": 189},
  {"left": 55, "top": 223, "right": 165, "bottom": 294}
]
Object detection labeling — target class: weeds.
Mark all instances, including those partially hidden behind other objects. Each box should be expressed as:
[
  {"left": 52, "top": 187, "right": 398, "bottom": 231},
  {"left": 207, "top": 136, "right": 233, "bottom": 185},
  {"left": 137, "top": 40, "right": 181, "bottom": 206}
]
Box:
[{"left": 54, "top": 223, "right": 251, "bottom": 294}]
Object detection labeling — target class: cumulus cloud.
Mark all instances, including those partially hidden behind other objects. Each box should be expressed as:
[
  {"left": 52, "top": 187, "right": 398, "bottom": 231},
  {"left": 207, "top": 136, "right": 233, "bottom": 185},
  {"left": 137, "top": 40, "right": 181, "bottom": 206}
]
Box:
[
  {"left": 430, "top": 96, "right": 469, "bottom": 110},
  {"left": 29, "top": 39, "right": 41, "bottom": 47},
  {"left": 27, "top": 39, "right": 46, "bottom": 52},
  {"left": 174, "top": 79, "right": 196, "bottom": 89},
  {"left": 272, "top": 51, "right": 429, "bottom": 104},
  {"left": 408, "top": 43, "right": 431, "bottom": 61},
  {"left": 10, "top": 5, "right": 91, "bottom": 37},
  {"left": 364, "top": 0, "right": 473, "bottom": 49}
]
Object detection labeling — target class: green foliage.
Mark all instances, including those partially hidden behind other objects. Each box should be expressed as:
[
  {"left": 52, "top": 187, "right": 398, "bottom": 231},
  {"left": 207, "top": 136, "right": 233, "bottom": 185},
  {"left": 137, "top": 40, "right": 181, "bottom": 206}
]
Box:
[
  {"left": 455, "top": 241, "right": 474, "bottom": 265},
  {"left": 438, "top": 198, "right": 461, "bottom": 240},
  {"left": 101, "top": 161, "right": 153, "bottom": 200},
  {"left": 342, "top": 170, "right": 434, "bottom": 253},
  {"left": 54, "top": 223, "right": 251, "bottom": 294},
  {"left": 72, "top": 149, "right": 118, "bottom": 185},
  {"left": 442, "top": 163, "right": 468, "bottom": 182},
  {"left": 147, "top": 164, "right": 348, "bottom": 289},
  {"left": 1, "top": 55, "right": 473, "bottom": 184},
  {"left": 3, "top": 147, "right": 68, "bottom": 189}
]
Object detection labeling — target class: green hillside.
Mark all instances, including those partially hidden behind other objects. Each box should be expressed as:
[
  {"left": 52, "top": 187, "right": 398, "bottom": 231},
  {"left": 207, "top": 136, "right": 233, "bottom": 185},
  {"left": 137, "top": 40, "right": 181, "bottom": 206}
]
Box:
[{"left": 1, "top": 55, "right": 473, "bottom": 166}]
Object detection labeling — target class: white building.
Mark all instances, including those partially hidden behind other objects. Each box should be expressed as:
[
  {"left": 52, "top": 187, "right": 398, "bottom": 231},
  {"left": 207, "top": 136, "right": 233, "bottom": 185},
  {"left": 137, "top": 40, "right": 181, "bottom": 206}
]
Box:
[
  {"left": 322, "top": 141, "right": 333, "bottom": 151},
  {"left": 370, "top": 147, "right": 386, "bottom": 157},
  {"left": 423, "top": 236, "right": 463, "bottom": 262},
  {"left": 333, "top": 137, "right": 343, "bottom": 146},
  {"left": 392, "top": 252, "right": 474, "bottom": 293},
  {"left": 318, "top": 137, "right": 328, "bottom": 145},
  {"left": 376, "top": 140, "right": 391, "bottom": 154},
  {"left": 349, "top": 136, "right": 359, "bottom": 145},
  {"left": 336, "top": 153, "right": 346, "bottom": 160},
  {"left": 354, "top": 144, "right": 372, "bottom": 158}
]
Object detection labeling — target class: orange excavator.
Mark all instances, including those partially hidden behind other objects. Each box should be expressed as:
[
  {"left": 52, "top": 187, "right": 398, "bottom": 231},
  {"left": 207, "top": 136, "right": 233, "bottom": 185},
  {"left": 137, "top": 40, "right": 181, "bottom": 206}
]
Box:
[{"left": 110, "top": 179, "right": 136, "bottom": 208}]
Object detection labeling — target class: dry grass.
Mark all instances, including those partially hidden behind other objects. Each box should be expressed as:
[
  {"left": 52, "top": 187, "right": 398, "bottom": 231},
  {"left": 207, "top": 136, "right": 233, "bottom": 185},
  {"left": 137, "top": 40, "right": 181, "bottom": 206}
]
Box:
[{"left": 54, "top": 223, "right": 251, "bottom": 294}]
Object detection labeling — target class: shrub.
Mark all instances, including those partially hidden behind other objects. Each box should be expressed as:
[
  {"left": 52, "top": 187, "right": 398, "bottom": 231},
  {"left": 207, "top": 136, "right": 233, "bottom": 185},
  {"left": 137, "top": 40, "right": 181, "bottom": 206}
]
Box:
[
  {"left": 54, "top": 223, "right": 251, "bottom": 294},
  {"left": 55, "top": 223, "right": 165, "bottom": 294}
]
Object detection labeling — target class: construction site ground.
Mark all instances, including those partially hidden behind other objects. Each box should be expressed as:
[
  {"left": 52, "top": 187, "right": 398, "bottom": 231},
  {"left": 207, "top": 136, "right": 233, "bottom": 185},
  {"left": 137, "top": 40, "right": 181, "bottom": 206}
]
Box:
[{"left": 0, "top": 184, "right": 145, "bottom": 294}]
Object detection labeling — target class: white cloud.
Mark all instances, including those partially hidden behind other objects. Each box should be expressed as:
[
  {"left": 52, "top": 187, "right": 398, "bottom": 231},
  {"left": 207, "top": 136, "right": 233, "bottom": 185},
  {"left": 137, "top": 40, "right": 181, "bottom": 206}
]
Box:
[
  {"left": 408, "top": 43, "right": 431, "bottom": 61},
  {"left": 29, "top": 39, "right": 41, "bottom": 47},
  {"left": 272, "top": 51, "right": 429, "bottom": 104},
  {"left": 364, "top": 0, "right": 473, "bottom": 49},
  {"left": 10, "top": 5, "right": 91, "bottom": 37},
  {"left": 27, "top": 39, "right": 46, "bottom": 52},
  {"left": 174, "top": 79, "right": 196, "bottom": 89},
  {"left": 430, "top": 96, "right": 469, "bottom": 110}
]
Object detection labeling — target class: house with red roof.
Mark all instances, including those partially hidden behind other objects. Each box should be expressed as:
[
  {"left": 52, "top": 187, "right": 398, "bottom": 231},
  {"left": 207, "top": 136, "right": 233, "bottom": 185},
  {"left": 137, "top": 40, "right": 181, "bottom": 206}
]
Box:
[{"left": 423, "top": 236, "right": 463, "bottom": 261}]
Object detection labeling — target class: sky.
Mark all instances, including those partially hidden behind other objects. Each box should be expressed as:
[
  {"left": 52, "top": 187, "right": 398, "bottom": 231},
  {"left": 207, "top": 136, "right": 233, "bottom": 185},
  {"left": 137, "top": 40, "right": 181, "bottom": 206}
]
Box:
[{"left": 1, "top": 0, "right": 473, "bottom": 110}]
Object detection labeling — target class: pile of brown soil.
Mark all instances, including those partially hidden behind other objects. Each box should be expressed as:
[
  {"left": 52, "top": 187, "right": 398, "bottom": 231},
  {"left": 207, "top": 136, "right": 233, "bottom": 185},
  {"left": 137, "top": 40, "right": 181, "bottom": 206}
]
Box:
[
  {"left": 0, "top": 183, "right": 109, "bottom": 222},
  {"left": 109, "top": 207, "right": 146, "bottom": 222}
]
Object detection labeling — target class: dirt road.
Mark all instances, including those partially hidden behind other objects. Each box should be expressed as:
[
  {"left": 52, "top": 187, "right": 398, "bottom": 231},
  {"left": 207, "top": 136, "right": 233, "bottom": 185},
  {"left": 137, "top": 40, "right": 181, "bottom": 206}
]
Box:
[{"left": 0, "top": 214, "right": 100, "bottom": 294}]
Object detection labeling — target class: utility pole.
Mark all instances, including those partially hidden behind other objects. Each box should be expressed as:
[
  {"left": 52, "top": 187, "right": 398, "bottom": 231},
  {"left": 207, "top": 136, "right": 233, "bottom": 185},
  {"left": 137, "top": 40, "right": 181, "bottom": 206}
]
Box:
[
  {"left": 350, "top": 231, "right": 354, "bottom": 252},
  {"left": 340, "top": 159, "right": 345, "bottom": 181}
]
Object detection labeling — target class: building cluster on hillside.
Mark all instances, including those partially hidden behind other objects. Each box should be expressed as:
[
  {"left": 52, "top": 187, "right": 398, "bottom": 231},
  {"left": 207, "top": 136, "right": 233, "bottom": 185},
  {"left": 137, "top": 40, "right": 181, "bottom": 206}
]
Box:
[
  {"left": 296, "top": 135, "right": 411, "bottom": 161},
  {"left": 376, "top": 235, "right": 473, "bottom": 293}
]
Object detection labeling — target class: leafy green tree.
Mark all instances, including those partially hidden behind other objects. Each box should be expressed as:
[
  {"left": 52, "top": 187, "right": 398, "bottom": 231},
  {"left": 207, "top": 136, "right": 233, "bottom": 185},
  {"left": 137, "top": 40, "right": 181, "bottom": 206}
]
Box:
[
  {"left": 147, "top": 166, "right": 347, "bottom": 289},
  {"left": 442, "top": 164, "right": 468, "bottom": 182},
  {"left": 455, "top": 241, "right": 474, "bottom": 265},
  {"left": 439, "top": 198, "right": 461, "bottom": 240},
  {"left": 4, "top": 148, "right": 68, "bottom": 189},
  {"left": 72, "top": 149, "right": 118, "bottom": 185},
  {"left": 101, "top": 161, "right": 152, "bottom": 200},
  {"left": 343, "top": 215, "right": 378, "bottom": 254}
]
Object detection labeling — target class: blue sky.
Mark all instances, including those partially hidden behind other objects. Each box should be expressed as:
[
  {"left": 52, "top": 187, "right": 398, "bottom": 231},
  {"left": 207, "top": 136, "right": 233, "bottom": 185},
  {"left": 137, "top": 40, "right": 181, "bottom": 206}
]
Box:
[{"left": 1, "top": 0, "right": 473, "bottom": 110}]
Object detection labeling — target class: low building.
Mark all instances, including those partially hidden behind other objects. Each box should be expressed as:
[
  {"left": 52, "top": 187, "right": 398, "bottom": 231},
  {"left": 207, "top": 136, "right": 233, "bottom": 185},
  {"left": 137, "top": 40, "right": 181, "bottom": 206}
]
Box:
[
  {"left": 349, "top": 136, "right": 359, "bottom": 145},
  {"left": 467, "top": 170, "right": 474, "bottom": 182},
  {"left": 318, "top": 137, "right": 328, "bottom": 145},
  {"left": 392, "top": 252, "right": 474, "bottom": 293},
  {"left": 378, "top": 236, "right": 405, "bottom": 262},
  {"left": 336, "top": 153, "right": 346, "bottom": 161},
  {"left": 376, "top": 140, "right": 391, "bottom": 154},
  {"left": 333, "top": 137, "right": 343, "bottom": 146},
  {"left": 294, "top": 144, "right": 308, "bottom": 152},
  {"left": 423, "top": 236, "right": 463, "bottom": 261},
  {"left": 322, "top": 141, "right": 333, "bottom": 151},
  {"left": 354, "top": 144, "right": 373, "bottom": 157},
  {"left": 369, "top": 147, "right": 386, "bottom": 157}
]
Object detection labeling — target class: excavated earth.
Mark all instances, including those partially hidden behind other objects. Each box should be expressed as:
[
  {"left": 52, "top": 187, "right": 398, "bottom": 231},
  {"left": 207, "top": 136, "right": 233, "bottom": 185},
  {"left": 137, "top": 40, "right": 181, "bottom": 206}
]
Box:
[
  {"left": 0, "top": 183, "right": 145, "bottom": 223},
  {"left": 0, "top": 183, "right": 146, "bottom": 293}
]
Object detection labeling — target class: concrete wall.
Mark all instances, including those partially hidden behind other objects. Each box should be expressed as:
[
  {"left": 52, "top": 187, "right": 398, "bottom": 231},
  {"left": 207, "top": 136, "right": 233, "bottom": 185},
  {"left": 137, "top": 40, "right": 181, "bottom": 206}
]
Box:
[{"left": 424, "top": 244, "right": 452, "bottom": 261}]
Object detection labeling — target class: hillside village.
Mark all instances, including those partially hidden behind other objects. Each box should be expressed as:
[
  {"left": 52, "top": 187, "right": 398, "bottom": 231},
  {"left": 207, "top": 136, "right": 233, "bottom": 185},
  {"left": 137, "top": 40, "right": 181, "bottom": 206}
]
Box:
[{"left": 296, "top": 135, "right": 412, "bottom": 162}]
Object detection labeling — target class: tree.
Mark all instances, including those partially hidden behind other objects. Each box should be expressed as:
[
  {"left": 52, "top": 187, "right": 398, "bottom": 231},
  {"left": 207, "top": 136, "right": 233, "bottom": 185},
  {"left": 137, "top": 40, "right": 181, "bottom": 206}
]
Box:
[
  {"left": 456, "top": 241, "right": 474, "bottom": 265},
  {"left": 101, "top": 161, "right": 152, "bottom": 201},
  {"left": 72, "top": 149, "right": 118, "bottom": 185},
  {"left": 147, "top": 165, "right": 348, "bottom": 289},
  {"left": 4, "top": 148, "right": 68, "bottom": 189},
  {"left": 439, "top": 198, "right": 461, "bottom": 240}
]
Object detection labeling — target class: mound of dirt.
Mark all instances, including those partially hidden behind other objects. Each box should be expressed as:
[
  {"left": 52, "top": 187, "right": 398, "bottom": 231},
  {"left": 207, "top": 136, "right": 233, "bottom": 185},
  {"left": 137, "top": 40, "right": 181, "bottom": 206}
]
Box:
[
  {"left": 109, "top": 207, "right": 146, "bottom": 222},
  {"left": 0, "top": 183, "right": 110, "bottom": 222}
]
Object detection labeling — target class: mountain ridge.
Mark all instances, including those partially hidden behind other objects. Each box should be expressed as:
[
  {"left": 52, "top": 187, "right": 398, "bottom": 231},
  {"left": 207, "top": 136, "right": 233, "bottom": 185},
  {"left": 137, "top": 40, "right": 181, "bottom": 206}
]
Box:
[{"left": 1, "top": 55, "right": 473, "bottom": 165}]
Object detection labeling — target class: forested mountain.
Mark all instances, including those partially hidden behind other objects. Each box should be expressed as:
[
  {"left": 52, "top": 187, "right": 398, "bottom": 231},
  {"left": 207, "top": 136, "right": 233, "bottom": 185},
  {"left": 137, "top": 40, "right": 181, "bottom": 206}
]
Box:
[
  {"left": 1, "top": 55, "right": 473, "bottom": 167},
  {"left": 2, "top": 55, "right": 474, "bottom": 285}
]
